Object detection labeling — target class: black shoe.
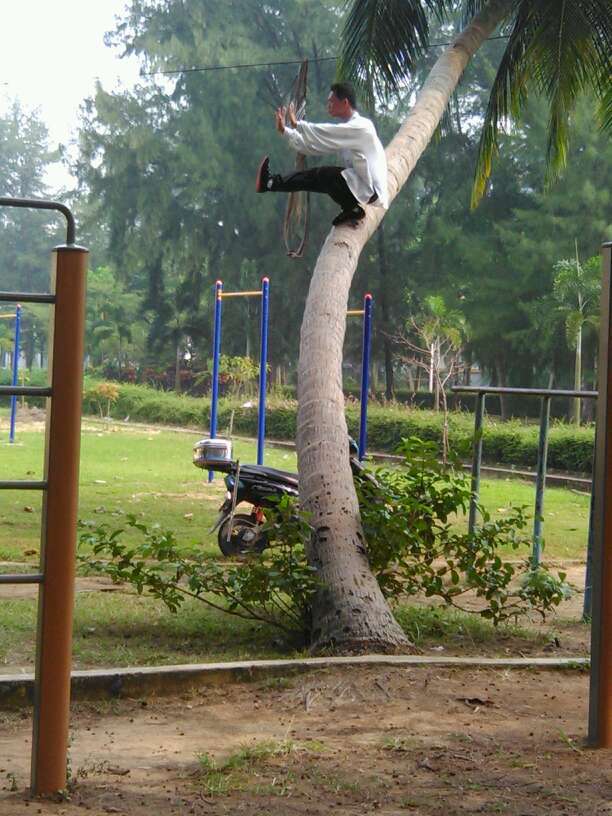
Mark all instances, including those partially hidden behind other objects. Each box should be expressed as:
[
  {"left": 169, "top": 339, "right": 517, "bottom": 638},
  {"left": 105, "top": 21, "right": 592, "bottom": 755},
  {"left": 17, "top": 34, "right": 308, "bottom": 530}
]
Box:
[
  {"left": 332, "top": 206, "right": 365, "bottom": 227},
  {"left": 255, "top": 156, "right": 271, "bottom": 192}
]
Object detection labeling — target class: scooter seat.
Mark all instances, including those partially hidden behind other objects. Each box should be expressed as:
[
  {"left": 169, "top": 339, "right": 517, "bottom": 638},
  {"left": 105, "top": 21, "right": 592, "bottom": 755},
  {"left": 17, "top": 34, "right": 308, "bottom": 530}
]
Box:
[{"left": 237, "top": 463, "right": 298, "bottom": 488}]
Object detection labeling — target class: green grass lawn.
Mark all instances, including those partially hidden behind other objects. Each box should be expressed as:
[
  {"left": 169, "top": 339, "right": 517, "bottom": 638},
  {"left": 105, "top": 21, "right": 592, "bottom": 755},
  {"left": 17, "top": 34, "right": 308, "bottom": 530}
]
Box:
[
  {"left": 0, "top": 593, "right": 305, "bottom": 670},
  {"left": 0, "top": 423, "right": 298, "bottom": 562},
  {"left": 0, "top": 420, "right": 590, "bottom": 563},
  {"left": 2, "top": 587, "right": 574, "bottom": 671},
  {"left": 0, "top": 420, "right": 590, "bottom": 671},
  {"left": 471, "top": 477, "right": 589, "bottom": 561}
]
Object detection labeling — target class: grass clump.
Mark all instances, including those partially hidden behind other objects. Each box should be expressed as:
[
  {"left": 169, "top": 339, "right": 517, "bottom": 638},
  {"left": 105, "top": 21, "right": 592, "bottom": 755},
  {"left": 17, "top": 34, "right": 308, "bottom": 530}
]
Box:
[
  {"left": 197, "top": 739, "right": 318, "bottom": 797},
  {"left": 393, "top": 605, "right": 539, "bottom": 649}
]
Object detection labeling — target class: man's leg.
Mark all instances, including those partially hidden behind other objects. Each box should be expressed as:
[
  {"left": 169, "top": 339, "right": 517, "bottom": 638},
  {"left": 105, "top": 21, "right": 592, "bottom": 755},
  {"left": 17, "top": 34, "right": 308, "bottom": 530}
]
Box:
[{"left": 256, "top": 159, "right": 365, "bottom": 224}]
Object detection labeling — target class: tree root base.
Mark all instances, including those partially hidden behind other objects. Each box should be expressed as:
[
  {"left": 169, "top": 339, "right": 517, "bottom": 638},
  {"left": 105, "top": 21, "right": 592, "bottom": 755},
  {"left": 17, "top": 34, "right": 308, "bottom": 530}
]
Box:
[{"left": 311, "top": 637, "right": 417, "bottom": 657}]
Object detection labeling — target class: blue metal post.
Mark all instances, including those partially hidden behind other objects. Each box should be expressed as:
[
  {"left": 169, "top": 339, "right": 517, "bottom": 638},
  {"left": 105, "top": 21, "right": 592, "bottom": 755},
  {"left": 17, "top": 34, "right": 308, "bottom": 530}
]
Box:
[
  {"left": 531, "top": 395, "right": 551, "bottom": 567},
  {"left": 9, "top": 304, "right": 21, "bottom": 443},
  {"left": 468, "top": 391, "right": 486, "bottom": 535},
  {"left": 257, "top": 277, "right": 270, "bottom": 466},
  {"left": 208, "top": 281, "right": 223, "bottom": 482},
  {"left": 358, "top": 294, "right": 373, "bottom": 461}
]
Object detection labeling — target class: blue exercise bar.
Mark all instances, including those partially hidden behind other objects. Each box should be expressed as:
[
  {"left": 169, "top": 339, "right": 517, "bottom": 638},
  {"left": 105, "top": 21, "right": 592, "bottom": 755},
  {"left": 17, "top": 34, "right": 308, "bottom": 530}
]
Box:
[
  {"left": 347, "top": 294, "right": 373, "bottom": 461},
  {"left": 208, "top": 278, "right": 270, "bottom": 478},
  {"left": 208, "top": 281, "right": 223, "bottom": 482},
  {"left": 9, "top": 303, "right": 22, "bottom": 444},
  {"left": 257, "top": 277, "right": 270, "bottom": 466},
  {"left": 358, "top": 294, "right": 373, "bottom": 461}
]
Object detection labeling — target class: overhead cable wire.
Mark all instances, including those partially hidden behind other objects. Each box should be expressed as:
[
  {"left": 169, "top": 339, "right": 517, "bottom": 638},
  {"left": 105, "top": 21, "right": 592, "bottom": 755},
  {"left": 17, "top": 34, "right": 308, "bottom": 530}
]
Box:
[{"left": 139, "top": 35, "right": 511, "bottom": 77}]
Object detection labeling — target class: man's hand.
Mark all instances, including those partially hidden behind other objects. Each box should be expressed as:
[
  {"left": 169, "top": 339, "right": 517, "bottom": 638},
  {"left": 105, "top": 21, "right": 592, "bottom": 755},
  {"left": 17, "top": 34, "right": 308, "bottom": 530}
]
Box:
[
  {"left": 275, "top": 103, "right": 298, "bottom": 134},
  {"left": 287, "top": 102, "right": 298, "bottom": 128},
  {"left": 275, "top": 107, "right": 286, "bottom": 134}
]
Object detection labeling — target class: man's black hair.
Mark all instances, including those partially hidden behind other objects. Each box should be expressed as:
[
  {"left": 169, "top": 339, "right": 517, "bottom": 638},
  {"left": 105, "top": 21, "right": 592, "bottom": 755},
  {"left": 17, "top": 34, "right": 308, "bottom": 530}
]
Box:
[{"left": 330, "top": 82, "right": 357, "bottom": 109}]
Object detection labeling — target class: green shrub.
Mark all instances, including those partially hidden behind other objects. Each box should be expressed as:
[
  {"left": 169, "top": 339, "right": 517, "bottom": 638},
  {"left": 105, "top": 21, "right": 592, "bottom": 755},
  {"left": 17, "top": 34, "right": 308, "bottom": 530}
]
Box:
[
  {"left": 0, "top": 368, "right": 48, "bottom": 408},
  {"left": 79, "top": 497, "right": 318, "bottom": 642},
  {"left": 357, "top": 437, "right": 570, "bottom": 624}
]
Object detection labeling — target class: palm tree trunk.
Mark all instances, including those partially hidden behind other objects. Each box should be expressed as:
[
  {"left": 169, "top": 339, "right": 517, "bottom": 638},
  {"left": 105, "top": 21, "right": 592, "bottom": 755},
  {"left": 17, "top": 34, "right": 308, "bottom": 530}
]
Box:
[
  {"left": 495, "top": 354, "right": 508, "bottom": 420},
  {"left": 297, "top": 0, "right": 513, "bottom": 653},
  {"left": 175, "top": 342, "right": 182, "bottom": 395},
  {"left": 573, "top": 324, "right": 582, "bottom": 425}
]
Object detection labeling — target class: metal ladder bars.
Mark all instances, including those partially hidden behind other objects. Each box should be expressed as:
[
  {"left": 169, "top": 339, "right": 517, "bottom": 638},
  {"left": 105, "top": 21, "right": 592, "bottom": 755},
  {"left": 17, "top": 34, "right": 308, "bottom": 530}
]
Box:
[{"left": 0, "top": 196, "right": 88, "bottom": 794}]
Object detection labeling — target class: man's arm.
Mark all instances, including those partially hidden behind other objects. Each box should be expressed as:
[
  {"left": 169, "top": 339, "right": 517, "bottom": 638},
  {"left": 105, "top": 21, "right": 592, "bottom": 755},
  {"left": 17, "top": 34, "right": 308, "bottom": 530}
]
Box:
[{"left": 276, "top": 105, "right": 368, "bottom": 156}]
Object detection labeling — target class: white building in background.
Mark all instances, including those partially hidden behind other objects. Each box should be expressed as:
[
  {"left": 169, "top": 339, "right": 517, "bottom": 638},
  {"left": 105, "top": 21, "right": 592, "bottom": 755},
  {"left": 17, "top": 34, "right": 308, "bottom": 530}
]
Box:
[{"left": 1, "top": 351, "right": 45, "bottom": 369}]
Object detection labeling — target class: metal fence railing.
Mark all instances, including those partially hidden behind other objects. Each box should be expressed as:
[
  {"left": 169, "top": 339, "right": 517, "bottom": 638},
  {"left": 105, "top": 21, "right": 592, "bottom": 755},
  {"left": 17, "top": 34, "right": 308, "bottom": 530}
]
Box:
[
  {"left": 454, "top": 241, "right": 611, "bottom": 748},
  {"left": 450, "top": 384, "right": 597, "bottom": 567}
]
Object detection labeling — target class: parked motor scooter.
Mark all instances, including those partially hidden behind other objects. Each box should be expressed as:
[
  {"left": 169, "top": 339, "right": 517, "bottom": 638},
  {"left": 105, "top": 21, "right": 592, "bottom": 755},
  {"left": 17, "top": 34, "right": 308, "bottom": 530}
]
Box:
[{"left": 193, "top": 437, "right": 371, "bottom": 556}]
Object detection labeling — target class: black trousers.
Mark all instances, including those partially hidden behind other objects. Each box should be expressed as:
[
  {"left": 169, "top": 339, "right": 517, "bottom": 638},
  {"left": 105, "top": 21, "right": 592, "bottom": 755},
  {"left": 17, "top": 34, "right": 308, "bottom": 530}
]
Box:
[{"left": 270, "top": 166, "right": 361, "bottom": 212}]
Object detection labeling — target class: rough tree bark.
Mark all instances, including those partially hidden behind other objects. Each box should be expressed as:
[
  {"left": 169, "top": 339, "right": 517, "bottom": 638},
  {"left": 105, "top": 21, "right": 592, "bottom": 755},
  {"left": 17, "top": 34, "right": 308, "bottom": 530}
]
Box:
[{"left": 297, "top": 0, "right": 514, "bottom": 653}]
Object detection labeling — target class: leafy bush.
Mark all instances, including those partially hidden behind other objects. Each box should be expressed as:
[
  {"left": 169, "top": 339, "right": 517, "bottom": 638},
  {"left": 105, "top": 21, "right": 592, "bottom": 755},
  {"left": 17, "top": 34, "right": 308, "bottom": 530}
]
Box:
[
  {"left": 0, "top": 368, "right": 48, "bottom": 407},
  {"left": 79, "top": 497, "right": 319, "bottom": 642},
  {"left": 85, "top": 381, "right": 119, "bottom": 418},
  {"left": 357, "top": 438, "right": 570, "bottom": 624},
  {"left": 194, "top": 355, "right": 262, "bottom": 398}
]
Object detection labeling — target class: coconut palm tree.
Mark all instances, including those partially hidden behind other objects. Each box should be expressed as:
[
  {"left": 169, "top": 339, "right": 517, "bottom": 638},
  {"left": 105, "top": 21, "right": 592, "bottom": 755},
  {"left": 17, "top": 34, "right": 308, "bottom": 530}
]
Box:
[
  {"left": 553, "top": 250, "right": 601, "bottom": 424},
  {"left": 296, "top": 0, "right": 611, "bottom": 653}
]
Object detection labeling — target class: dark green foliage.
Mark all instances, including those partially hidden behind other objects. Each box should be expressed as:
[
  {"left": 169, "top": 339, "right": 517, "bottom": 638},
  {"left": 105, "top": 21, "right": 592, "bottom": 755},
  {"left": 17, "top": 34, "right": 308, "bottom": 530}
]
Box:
[
  {"left": 0, "top": 104, "right": 63, "bottom": 367},
  {"left": 339, "top": 0, "right": 612, "bottom": 202},
  {"left": 357, "top": 437, "right": 570, "bottom": 624},
  {"left": 76, "top": 0, "right": 342, "bottom": 374}
]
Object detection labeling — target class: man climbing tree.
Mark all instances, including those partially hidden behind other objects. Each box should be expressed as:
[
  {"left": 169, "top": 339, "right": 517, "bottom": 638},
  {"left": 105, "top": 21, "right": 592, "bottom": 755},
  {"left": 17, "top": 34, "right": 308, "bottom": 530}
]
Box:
[{"left": 255, "top": 82, "right": 388, "bottom": 227}]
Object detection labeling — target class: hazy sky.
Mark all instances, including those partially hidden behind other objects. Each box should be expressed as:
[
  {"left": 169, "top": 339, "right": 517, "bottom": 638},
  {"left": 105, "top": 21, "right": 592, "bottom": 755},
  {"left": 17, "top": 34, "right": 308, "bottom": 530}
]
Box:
[{"left": 0, "top": 0, "right": 141, "bottom": 189}]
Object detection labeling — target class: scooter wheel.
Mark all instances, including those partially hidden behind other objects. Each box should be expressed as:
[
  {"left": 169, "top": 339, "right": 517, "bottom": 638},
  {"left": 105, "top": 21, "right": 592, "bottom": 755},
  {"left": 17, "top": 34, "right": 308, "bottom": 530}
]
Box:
[{"left": 217, "top": 513, "right": 268, "bottom": 557}]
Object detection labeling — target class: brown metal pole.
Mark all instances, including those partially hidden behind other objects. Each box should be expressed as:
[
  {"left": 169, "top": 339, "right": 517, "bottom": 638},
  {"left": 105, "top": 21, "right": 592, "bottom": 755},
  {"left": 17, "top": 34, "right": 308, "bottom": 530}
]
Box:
[
  {"left": 31, "top": 245, "right": 88, "bottom": 794},
  {"left": 588, "top": 242, "right": 612, "bottom": 747}
]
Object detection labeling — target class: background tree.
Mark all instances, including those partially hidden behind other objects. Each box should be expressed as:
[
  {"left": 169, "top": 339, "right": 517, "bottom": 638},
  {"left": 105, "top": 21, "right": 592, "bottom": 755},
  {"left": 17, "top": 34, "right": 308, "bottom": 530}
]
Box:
[
  {"left": 75, "top": 0, "right": 344, "bottom": 385},
  {"left": 70, "top": 3, "right": 611, "bottom": 403},
  {"left": 397, "top": 293, "right": 468, "bottom": 458},
  {"left": 85, "top": 266, "right": 145, "bottom": 376},
  {"left": 0, "top": 102, "right": 63, "bottom": 294}
]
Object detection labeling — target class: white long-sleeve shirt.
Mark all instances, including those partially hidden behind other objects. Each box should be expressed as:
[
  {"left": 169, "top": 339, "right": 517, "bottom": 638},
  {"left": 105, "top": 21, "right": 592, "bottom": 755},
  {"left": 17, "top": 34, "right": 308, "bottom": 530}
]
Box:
[{"left": 283, "top": 111, "right": 389, "bottom": 209}]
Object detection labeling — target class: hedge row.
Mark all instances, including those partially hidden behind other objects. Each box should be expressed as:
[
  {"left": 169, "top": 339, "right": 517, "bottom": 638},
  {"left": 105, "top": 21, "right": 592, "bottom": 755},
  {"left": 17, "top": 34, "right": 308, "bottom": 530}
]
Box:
[
  {"left": 82, "top": 379, "right": 595, "bottom": 474},
  {"left": 294, "top": 384, "right": 587, "bottom": 421}
]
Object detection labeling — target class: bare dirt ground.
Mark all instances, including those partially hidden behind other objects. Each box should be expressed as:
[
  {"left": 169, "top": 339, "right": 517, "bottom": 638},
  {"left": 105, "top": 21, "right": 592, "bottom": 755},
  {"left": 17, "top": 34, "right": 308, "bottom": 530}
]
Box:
[{"left": 1, "top": 665, "right": 610, "bottom": 815}]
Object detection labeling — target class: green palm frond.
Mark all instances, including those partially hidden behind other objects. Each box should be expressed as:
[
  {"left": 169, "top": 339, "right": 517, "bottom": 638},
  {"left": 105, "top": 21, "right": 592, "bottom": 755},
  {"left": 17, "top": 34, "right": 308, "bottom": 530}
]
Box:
[
  {"left": 461, "top": 1, "right": 493, "bottom": 27},
  {"left": 473, "top": 0, "right": 612, "bottom": 206},
  {"left": 338, "top": 0, "right": 451, "bottom": 101},
  {"left": 597, "top": 65, "right": 612, "bottom": 129}
]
